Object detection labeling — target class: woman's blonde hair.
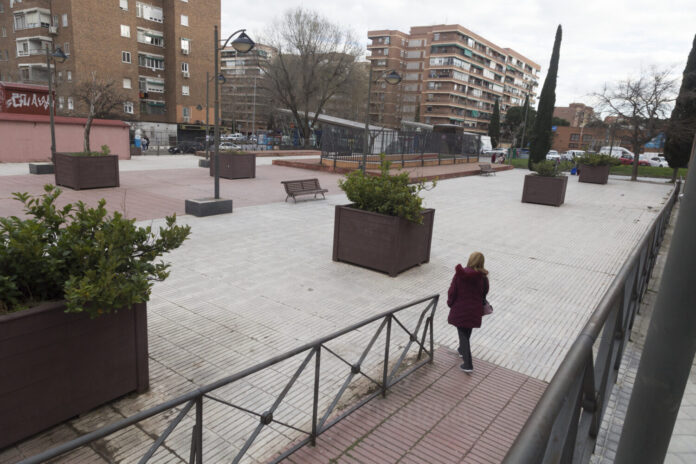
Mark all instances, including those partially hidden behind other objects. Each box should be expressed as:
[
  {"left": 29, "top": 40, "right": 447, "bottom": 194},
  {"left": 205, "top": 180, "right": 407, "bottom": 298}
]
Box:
[{"left": 467, "top": 251, "right": 488, "bottom": 275}]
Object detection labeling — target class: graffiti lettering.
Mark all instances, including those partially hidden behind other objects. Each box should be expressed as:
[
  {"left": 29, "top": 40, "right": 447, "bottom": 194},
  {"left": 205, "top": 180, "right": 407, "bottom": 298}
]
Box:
[{"left": 5, "top": 92, "right": 50, "bottom": 111}]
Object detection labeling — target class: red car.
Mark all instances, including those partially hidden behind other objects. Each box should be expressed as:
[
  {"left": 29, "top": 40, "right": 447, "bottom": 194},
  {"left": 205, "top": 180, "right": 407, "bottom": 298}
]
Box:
[{"left": 619, "top": 155, "right": 650, "bottom": 166}]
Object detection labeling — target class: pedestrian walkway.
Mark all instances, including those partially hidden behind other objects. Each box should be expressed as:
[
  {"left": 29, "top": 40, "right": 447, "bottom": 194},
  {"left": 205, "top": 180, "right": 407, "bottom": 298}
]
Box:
[
  {"left": 0, "top": 160, "right": 676, "bottom": 463},
  {"left": 280, "top": 347, "right": 546, "bottom": 464}
]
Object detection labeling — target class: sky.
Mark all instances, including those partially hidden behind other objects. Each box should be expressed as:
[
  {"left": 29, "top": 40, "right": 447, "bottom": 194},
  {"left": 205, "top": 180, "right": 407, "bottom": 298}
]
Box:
[{"left": 222, "top": 0, "right": 696, "bottom": 113}]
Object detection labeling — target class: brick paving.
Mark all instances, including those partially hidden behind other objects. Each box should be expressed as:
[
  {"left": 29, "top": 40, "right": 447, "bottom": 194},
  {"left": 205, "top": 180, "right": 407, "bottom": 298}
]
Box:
[
  {"left": 280, "top": 347, "right": 546, "bottom": 464},
  {"left": 0, "top": 158, "right": 677, "bottom": 463}
]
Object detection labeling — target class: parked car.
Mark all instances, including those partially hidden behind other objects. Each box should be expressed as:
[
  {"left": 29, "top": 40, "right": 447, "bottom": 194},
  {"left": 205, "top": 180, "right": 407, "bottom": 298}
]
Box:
[
  {"left": 647, "top": 154, "right": 669, "bottom": 167},
  {"left": 618, "top": 154, "right": 650, "bottom": 166},
  {"left": 168, "top": 142, "right": 204, "bottom": 154},
  {"left": 483, "top": 148, "right": 506, "bottom": 156},
  {"left": 563, "top": 149, "right": 585, "bottom": 160},
  {"left": 600, "top": 146, "right": 634, "bottom": 158},
  {"left": 545, "top": 150, "right": 560, "bottom": 161},
  {"left": 221, "top": 133, "right": 246, "bottom": 142},
  {"left": 219, "top": 142, "right": 242, "bottom": 151}
]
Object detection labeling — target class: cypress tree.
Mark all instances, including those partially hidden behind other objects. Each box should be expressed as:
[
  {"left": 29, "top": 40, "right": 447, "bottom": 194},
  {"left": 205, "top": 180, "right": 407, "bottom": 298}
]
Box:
[
  {"left": 489, "top": 99, "right": 501, "bottom": 148},
  {"left": 664, "top": 34, "right": 696, "bottom": 182},
  {"left": 529, "top": 25, "right": 562, "bottom": 170}
]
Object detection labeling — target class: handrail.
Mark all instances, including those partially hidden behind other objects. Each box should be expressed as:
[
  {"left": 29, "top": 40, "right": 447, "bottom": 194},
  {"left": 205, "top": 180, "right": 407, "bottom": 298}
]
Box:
[
  {"left": 19, "top": 294, "right": 439, "bottom": 464},
  {"left": 503, "top": 181, "right": 681, "bottom": 463}
]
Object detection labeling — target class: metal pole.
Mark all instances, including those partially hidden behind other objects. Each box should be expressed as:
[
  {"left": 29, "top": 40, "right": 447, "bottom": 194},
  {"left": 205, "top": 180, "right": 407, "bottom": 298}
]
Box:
[
  {"left": 362, "top": 66, "right": 373, "bottom": 174},
  {"left": 205, "top": 71, "right": 210, "bottom": 161},
  {"left": 519, "top": 94, "right": 529, "bottom": 151},
  {"left": 615, "top": 177, "right": 694, "bottom": 464},
  {"left": 213, "top": 26, "right": 221, "bottom": 199},
  {"left": 47, "top": 47, "right": 56, "bottom": 164},
  {"left": 251, "top": 76, "right": 256, "bottom": 141}
]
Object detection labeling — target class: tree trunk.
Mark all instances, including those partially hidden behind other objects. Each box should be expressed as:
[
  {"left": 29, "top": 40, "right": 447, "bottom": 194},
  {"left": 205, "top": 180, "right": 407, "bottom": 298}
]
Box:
[
  {"left": 84, "top": 114, "right": 94, "bottom": 153},
  {"left": 671, "top": 167, "right": 679, "bottom": 183}
]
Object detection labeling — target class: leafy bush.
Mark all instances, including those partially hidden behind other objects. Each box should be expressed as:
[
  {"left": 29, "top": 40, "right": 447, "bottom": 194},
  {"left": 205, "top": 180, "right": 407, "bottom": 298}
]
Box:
[
  {"left": 338, "top": 156, "right": 435, "bottom": 223},
  {"left": 69, "top": 145, "right": 112, "bottom": 157},
  {"left": 0, "top": 185, "right": 191, "bottom": 317},
  {"left": 531, "top": 160, "right": 563, "bottom": 177},
  {"left": 576, "top": 153, "right": 620, "bottom": 167}
]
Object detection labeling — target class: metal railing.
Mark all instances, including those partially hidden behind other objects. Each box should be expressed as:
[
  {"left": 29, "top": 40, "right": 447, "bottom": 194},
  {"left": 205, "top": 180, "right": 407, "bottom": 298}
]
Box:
[
  {"left": 503, "top": 181, "right": 681, "bottom": 463},
  {"left": 20, "top": 295, "right": 439, "bottom": 464}
]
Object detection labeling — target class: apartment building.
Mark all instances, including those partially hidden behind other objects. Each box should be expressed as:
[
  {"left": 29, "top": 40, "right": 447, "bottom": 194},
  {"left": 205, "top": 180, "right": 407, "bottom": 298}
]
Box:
[
  {"left": 367, "top": 25, "right": 540, "bottom": 133},
  {"left": 220, "top": 42, "right": 273, "bottom": 134},
  {"left": 553, "top": 102, "right": 595, "bottom": 127},
  {"left": 0, "top": 0, "right": 219, "bottom": 138}
]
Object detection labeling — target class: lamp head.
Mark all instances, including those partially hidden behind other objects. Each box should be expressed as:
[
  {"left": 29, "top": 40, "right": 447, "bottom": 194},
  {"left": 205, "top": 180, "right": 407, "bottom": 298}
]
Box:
[
  {"left": 51, "top": 47, "right": 68, "bottom": 63},
  {"left": 384, "top": 70, "right": 402, "bottom": 86},
  {"left": 217, "top": 74, "right": 226, "bottom": 84},
  {"left": 232, "top": 31, "right": 255, "bottom": 54}
]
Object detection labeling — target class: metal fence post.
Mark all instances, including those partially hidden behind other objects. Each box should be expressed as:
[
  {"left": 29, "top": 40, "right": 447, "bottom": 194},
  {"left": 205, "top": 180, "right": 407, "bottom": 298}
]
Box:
[
  {"left": 311, "top": 346, "right": 320, "bottom": 445},
  {"left": 382, "top": 315, "right": 392, "bottom": 398}
]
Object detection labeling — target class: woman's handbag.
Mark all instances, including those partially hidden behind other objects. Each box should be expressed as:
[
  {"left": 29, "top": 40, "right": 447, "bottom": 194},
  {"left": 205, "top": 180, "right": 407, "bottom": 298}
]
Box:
[{"left": 483, "top": 299, "right": 493, "bottom": 316}]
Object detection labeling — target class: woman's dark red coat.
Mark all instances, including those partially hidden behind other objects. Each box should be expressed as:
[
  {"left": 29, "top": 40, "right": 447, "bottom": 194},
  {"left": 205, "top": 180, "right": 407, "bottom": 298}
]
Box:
[{"left": 447, "top": 265, "right": 489, "bottom": 328}]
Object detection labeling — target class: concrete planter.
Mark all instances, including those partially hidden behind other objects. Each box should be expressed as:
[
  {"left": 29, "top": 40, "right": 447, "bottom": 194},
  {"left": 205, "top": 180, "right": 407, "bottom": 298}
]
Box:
[
  {"left": 522, "top": 174, "right": 568, "bottom": 207},
  {"left": 0, "top": 301, "right": 149, "bottom": 448},
  {"left": 578, "top": 164, "right": 610, "bottom": 184},
  {"left": 333, "top": 205, "right": 435, "bottom": 277},
  {"left": 209, "top": 152, "right": 255, "bottom": 179},
  {"left": 54, "top": 152, "right": 120, "bottom": 190}
]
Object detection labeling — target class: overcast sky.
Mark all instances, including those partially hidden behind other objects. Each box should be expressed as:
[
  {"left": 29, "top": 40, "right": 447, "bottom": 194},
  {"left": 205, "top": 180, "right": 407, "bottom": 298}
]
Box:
[{"left": 222, "top": 0, "right": 695, "bottom": 112}]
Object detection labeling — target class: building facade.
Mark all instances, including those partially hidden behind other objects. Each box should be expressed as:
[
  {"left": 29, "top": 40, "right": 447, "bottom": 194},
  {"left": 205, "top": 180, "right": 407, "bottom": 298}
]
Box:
[
  {"left": 219, "top": 42, "right": 273, "bottom": 135},
  {"left": 553, "top": 102, "right": 594, "bottom": 127},
  {"left": 551, "top": 125, "right": 633, "bottom": 153},
  {"left": 367, "top": 25, "right": 540, "bottom": 133},
  {"left": 0, "top": 0, "right": 219, "bottom": 140}
]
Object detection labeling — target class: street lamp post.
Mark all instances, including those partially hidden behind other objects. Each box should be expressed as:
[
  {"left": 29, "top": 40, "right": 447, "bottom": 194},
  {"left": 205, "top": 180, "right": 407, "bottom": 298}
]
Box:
[
  {"left": 362, "top": 68, "right": 402, "bottom": 173},
  {"left": 204, "top": 71, "right": 225, "bottom": 163},
  {"left": 213, "top": 26, "right": 254, "bottom": 199},
  {"left": 46, "top": 46, "right": 68, "bottom": 165}
]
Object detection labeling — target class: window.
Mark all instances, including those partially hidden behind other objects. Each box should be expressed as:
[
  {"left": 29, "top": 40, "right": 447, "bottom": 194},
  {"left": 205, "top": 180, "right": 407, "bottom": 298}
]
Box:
[
  {"left": 123, "top": 78, "right": 131, "bottom": 89},
  {"left": 0, "top": 3, "right": 3, "bottom": 13},
  {"left": 182, "top": 106, "right": 190, "bottom": 121},
  {"left": 124, "top": 101, "right": 134, "bottom": 114},
  {"left": 57, "top": 71, "right": 62, "bottom": 82},
  {"left": 67, "top": 71, "right": 71, "bottom": 81},
  {"left": 136, "top": 2, "right": 163, "bottom": 22},
  {"left": 181, "top": 62, "right": 189, "bottom": 73},
  {"left": 67, "top": 97, "right": 73, "bottom": 110},
  {"left": 62, "top": 14, "right": 68, "bottom": 27},
  {"left": 58, "top": 96, "right": 64, "bottom": 110},
  {"left": 433, "top": 33, "right": 440, "bottom": 40},
  {"left": 180, "top": 15, "right": 188, "bottom": 26},
  {"left": 138, "top": 53, "right": 164, "bottom": 70},
  {"left": 182, "top": 85, "right": 189, "bottom": 95},
  {"left": 63, "top": 42, "right": 70, "bottom": 55},
  {"left": 137, "top": 28, "right": 164, "bottom": 46},
  {"left": 180, "top": 38, "right": 190, "bottom": 54},
  {"left": 1, "top": 27, "right": 5, "bottom": 37},
  {"left": 53, "top": 15, "right": 58, "bottom": 27},
  {"left": 121, "top": 25, "right": 130, "bottom": 37},
  {"left": 119, "top": 0, "right": 128, "bottom": 10},
  {"left": 570, "top": 134, "right": 580, "bottom": 141},
  {"left": 122, "top": 51, "right": 131, "bottom": 63}
]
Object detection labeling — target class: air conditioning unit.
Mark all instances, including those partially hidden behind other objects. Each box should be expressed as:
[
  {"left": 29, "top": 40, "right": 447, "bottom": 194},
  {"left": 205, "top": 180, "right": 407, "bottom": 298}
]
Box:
[
  {"left": 49, "top": 26, "right": 58, "bottom": 35},
  {"left": 181, "top": 49, "right": 189, "bottom": 55},
  {"left": 182, "top": 71, "right": 190, "bottom": 78}
]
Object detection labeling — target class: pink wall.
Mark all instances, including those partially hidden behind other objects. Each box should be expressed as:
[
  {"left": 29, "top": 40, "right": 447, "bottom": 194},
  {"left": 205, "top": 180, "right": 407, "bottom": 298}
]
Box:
[{"left": 0, "top": 114, "right": 130, "bottom": 163}]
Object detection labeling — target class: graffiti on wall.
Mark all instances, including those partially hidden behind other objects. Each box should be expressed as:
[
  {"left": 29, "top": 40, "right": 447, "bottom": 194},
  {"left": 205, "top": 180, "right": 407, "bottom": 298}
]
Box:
[{"left": 0, "top": 85, "right": 51, "bottom": 115}]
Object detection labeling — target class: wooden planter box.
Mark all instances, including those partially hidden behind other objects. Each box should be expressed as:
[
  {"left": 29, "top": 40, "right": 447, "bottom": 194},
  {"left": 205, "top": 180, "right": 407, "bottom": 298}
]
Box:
[
  {"left": 333, "top": 205, "right": 435, "bottom": 277},
  {"left": 578, "top": 164, "right": 611, "bottom": 184},
  {"left": 0, "top": 302, "right": 149, "bottom": 448},
  {"left": 54, "top": 152, "right": 120, "bottom": 190},
  {"left": 522, "top": 174, "right": 568, "bottom": 207},
  {"left": 209, "top": 152, "right": 256, "bottom": 179}
]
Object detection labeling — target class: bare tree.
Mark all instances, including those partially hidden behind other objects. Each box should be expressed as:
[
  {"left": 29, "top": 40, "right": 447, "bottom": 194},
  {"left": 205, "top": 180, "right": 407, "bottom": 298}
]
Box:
[
  {"left": 260, "top": 7, "right": 362, "bottom": 147},
  {"left": 74, "top": 73, "right": 127, "bottom": 153},
  {"left": 594, "top": 67, "right": 677, "bottom": 180}
]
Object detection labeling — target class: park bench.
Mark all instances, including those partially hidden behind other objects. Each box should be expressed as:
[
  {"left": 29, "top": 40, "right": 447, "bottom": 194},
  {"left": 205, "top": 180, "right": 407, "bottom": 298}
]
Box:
[
  {"left": 281, "top": 178, "right": 329, "bottom": 202},
  {"left": 479, "top": 163, "right": 496, "bottom": 176}
]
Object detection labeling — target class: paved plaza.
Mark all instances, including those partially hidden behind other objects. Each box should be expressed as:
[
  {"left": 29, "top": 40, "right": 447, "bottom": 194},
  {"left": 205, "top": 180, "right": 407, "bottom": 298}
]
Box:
[{"left": 0, "top": 156, "right": 683, "bottom": 463}]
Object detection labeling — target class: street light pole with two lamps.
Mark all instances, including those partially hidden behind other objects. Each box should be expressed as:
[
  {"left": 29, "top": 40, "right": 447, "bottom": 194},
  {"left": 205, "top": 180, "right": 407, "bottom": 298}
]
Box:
[
  {"left": 213, "top": 26, "right": 254, "bottom": 200},
  {"left": 362, "top": 68, "right": 401, "bottom": 173}
]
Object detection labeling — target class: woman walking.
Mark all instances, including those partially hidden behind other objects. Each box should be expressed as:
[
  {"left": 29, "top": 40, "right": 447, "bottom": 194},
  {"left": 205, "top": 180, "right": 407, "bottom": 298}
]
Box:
[{"left": 447, "top": 252, "right": 489, "bottom": 373}]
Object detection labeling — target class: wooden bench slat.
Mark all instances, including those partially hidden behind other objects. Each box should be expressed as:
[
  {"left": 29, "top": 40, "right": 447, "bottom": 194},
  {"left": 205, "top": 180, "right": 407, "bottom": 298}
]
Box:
[{"left": 281, "top": 178, "right": 328, "bottom": 202}]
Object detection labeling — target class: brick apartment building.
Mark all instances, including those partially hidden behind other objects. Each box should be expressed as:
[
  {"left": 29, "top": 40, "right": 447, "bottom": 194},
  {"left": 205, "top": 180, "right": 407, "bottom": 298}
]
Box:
[
  {"left": 0, "top": 0, "right": 219, "bottom": 141},
  {"left": 551, "top": 125, "right": 633, "bottom": 153},
  {"left": 366, "top": 24, "right": 541, "bottom": 133},
  {"left": 553, "top": 102, "right": 594, "bottom": 127},
  {"left": 220, "top": 43, "right": 273, "bottom": 135}
]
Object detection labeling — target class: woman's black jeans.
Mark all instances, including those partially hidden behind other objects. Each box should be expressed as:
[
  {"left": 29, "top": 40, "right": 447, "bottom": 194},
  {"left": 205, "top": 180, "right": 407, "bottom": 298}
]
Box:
[{"left": 457, "top": 327, "right": 474, "bottom": 369}]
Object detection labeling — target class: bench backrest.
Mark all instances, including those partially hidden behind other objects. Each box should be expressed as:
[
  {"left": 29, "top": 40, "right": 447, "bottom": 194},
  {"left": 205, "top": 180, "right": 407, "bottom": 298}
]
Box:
[
  {"left": 282, "top": 178, "right": 322, "bottom": 194},
  {"left": 479, "top": 163, "right": 492, "bottom": 170}
]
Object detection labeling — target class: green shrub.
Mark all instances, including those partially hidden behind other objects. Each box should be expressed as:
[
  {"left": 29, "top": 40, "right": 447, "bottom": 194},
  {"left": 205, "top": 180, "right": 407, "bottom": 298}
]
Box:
[
  {"left": 338, "top": 156, "right": 435, "bottom": 223},
  {"left": 531, "top": 160, "right": 563, "bottom": 177},
  {"left": 576, "top": 153, "right": 619, "bottom": 167},
  {"left": 69, "top": 145, "right": 111, "bottom": 157},
  {"left": 0, "top": 185, "right": 191, "bottom": 317}
]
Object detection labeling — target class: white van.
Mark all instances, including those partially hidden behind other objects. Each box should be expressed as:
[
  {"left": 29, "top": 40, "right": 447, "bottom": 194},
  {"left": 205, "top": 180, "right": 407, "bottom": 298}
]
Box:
[{"left": 600, "top": 146, "right": 634, "bottom": 158}]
